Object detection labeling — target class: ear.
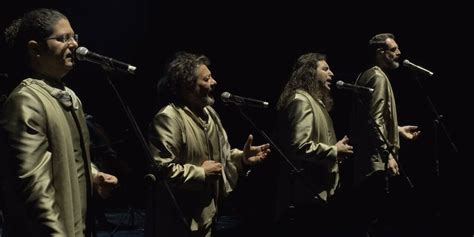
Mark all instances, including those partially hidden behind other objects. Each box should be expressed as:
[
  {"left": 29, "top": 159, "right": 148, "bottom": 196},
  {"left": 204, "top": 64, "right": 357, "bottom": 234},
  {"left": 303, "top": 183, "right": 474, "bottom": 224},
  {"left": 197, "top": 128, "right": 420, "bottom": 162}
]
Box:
[
  {"left": 376, "top": 48, "right": 385, "bottom": 54},
  {"left": 27, "top": 40, "right": 42, "bottom": 58}
]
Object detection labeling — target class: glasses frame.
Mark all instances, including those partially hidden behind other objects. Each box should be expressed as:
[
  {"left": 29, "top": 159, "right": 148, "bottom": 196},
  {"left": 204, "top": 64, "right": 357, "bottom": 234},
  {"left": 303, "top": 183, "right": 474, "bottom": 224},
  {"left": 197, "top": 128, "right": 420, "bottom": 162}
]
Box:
[{"left": 45, "top": 33, "right": 79, "bottom": 43}]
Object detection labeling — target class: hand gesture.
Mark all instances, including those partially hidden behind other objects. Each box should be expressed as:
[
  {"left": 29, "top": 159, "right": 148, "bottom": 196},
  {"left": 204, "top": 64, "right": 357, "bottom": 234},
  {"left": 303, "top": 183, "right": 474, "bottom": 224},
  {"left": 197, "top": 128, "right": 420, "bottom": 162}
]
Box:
[
  {"left": 399, "top": 125, "right": 421, "bottom": 140},
  {"left": 335, "top": 135, "right": 354, "bottom": 162},
  {"left": 242, "top": 134, "right": 271, "bottom": 166}
]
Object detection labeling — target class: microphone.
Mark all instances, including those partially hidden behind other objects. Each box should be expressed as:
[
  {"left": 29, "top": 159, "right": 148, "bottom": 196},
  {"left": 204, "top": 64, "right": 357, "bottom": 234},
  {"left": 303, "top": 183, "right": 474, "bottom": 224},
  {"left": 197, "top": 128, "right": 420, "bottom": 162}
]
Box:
[
  {"left": 402, "top": 59, "right": 434, "bottom": 76},
  {"left": 221, "top": 91, "right": 269, "bottom": 108},
  {"left": 74, "top": 46, "right": 137, "bottom": 74},
  {"left": 336, "top": 80, "right": 374, "bottom": 93}
]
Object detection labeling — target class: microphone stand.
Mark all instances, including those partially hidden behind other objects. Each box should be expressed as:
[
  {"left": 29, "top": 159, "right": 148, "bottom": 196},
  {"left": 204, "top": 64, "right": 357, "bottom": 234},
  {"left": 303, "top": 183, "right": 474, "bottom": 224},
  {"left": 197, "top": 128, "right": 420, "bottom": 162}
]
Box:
[
  {"left": 411, "top": 74, "right": 458, "bottom": 175},
  {"left": 226, "top": 104, "right": 327, "bottom": 229},
  {"left": 410, "top": 73, "right": 459, "bottom": 230},
  {"left": 100, "top": 68, "right": 191, "bottom": 236}
]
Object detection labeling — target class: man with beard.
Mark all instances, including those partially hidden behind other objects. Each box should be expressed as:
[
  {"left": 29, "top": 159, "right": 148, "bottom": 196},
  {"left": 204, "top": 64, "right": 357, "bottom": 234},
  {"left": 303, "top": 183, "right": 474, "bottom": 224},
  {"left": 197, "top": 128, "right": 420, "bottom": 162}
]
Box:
[
  {"left": 146, "top": 52, "right": 271, "bottom": 237},
  {"left": 351, "top": 33, "right": 420, "bottom": 236},
  {"left": 275, "top": 52, "right": 353, "bottom": 236}
]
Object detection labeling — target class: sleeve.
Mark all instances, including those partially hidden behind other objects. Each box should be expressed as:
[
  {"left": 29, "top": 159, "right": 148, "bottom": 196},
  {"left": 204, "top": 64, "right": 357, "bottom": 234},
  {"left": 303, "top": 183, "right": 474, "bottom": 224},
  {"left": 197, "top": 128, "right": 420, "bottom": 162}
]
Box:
[
  {"left": 148, "top": 112, "right": 206, "bottom": 190},
  {"left": 91, "top": 163, "right": 99, "bottom": 178},
  {"left": 364, "top": 73, "right": 392, "bottom": 155},
  {"left": 284, "top": 97, "right": 337, "bottom": 163},
  {"left": 0, "top": 91, "right": 66, "bottom": 235},
  {"left": 230, "top": 148, "right": 244, "bottom": 174}
]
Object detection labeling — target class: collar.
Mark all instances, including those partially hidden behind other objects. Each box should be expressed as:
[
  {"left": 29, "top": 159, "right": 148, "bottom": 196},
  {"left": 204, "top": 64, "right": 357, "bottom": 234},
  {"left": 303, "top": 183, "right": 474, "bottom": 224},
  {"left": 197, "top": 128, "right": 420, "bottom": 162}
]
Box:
[{"left": 23, "top": 78, "right": 80, "bottom": 110}]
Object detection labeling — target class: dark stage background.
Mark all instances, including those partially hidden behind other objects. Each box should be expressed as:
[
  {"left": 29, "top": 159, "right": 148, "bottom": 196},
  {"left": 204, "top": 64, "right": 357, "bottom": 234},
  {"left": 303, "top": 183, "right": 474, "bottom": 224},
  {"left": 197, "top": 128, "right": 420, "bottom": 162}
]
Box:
[{"left": 1, "top": 1, "right": 471, "bottom": 236}]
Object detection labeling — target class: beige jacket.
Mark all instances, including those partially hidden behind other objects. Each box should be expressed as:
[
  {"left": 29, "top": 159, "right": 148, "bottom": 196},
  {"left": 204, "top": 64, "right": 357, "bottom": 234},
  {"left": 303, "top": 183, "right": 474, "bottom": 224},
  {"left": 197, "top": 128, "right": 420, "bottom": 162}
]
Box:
[
  {"left": 147, "top": 103, "right": 244, "bottom": 237},
  {"left": 0, "top": 78, "right": 93, "bottom": 237},
  {"left": 352, "top": 66, "right": 400, "bottom": 184},
  {"left": 276, "top": 90, "right": 339, "bottom": 220}
]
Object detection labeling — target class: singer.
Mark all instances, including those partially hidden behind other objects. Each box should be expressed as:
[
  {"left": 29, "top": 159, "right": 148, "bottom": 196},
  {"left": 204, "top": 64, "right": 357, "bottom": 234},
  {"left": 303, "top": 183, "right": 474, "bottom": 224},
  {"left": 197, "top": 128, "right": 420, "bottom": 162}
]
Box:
[
  {"left": 0, "top": 8, "right": 118, "bottom": 237},
  {"left": 148, "top": 52, "right": 270, "bottom": 237},
  {"left": 275, "top": 53, "right": 353, "bottom": 236},
  {"left": 351, "top": 33, "right": 421, "bottom": 236}
]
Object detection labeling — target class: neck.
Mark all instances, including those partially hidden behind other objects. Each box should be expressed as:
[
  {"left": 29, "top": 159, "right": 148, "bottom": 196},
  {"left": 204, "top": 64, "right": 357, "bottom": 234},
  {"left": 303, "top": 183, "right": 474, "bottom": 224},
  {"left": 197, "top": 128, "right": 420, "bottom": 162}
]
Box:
[
  {"left": 374, "top": 59, "right": 390, "bottom": 72},
  {"left": 32, "top": 72, "right": 65, "bottom": 89},
  {"left": 189, "top": 104, "right": 208, "bottom": 121}
]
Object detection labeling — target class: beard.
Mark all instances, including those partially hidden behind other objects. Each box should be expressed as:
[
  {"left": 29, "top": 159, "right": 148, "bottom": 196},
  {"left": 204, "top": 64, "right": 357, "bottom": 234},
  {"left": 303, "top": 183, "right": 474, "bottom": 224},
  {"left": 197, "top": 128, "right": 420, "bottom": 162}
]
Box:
[
  {"left": 197, "top": 88, "right": 215, "bottom": 107},
  {"left": 203, "top": 95, "right": 215, "bottom": 106},
  {"left": 387, "top": 58, "right": 400, "bottom": 70},
  {"left": 307, "top": 79, "right": 333, "bottom": 111}
]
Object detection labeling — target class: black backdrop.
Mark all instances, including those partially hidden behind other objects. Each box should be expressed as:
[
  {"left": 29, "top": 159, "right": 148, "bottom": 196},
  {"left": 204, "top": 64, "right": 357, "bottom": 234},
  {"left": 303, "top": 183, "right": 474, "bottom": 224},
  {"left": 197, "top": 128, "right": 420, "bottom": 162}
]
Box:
[{"left": 1, "top": 0, "right": 471, "bottom": 235}]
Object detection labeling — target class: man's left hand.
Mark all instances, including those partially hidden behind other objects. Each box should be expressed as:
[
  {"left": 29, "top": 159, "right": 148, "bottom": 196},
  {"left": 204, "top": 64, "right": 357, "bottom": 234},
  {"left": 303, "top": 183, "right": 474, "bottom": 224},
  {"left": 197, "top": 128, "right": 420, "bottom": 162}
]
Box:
[{"left": 242, "top": 134, "right": 271, "bottom": 166}]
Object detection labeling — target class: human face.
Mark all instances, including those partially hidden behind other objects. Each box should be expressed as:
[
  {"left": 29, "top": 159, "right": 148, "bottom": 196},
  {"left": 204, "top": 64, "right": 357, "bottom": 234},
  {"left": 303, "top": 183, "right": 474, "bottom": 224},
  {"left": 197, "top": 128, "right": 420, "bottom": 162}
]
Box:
[
  {"left": 186, "top": 64, "right": 217, "bottom": 110},
  {"left": 381, "top": 38, "right": 401, "bottom": 70},
  {"left": 316, "top": 60, "right": 334, "bottom": 91},
  {"left": 36, "top": 18, "right": 78, "bottom": 80}
]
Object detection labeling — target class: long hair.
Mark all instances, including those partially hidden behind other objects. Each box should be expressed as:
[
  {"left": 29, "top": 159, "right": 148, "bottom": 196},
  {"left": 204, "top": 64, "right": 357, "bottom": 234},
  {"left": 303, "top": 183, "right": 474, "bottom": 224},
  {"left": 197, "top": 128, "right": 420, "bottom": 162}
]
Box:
[
  {"left": 277, "top": 52, "right": 333, "bottom": 111},
  {"left": 4, "top": 8, "right": 67, "bottom": 77},
  {"left": 156, "top": 51, "right": 210, "bottom": 106}
]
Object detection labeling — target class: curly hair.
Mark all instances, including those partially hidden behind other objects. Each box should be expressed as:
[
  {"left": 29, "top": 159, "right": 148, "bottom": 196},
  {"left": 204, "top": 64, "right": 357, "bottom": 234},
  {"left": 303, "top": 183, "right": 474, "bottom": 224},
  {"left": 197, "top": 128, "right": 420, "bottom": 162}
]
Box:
[
  {"left": 277, "top": 52, "right": 333, "bottom": 111},
  {"left": 157, "top": 52, "right": 210, "bottom": 104}
]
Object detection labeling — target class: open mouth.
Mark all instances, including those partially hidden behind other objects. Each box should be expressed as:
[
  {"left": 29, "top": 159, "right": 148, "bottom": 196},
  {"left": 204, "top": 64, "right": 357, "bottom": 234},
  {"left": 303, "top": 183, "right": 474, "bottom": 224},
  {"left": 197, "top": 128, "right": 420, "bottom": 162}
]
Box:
[
  {"left": 65, "top": 52, "right": 73, "bottom": 60},
  {"left": 327, "top": 79, "right": 333, "bottom": 87},
  {"left": 65, "top": 52, "right": 75, "bottom": 64}
]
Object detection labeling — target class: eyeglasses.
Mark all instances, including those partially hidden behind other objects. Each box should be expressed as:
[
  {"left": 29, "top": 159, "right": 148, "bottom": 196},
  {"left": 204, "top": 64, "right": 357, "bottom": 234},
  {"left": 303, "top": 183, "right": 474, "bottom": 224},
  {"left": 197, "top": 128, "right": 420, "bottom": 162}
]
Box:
[{"left": 45, "top": 33, "right": 79, "bottom": 44}]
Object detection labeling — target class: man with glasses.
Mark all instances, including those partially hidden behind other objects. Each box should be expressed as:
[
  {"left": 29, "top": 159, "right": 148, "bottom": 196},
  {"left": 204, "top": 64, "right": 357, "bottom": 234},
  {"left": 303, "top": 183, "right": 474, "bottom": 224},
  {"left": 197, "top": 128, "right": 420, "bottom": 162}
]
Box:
[
  {"left": 0, "top": 8, "right": 117, "bottom": 237},
  {"left": 350, "top": 33, "right": 420, "bottom": 236},
  {"left": 46, "top": 33, "right": 79, "bottom": 44}
]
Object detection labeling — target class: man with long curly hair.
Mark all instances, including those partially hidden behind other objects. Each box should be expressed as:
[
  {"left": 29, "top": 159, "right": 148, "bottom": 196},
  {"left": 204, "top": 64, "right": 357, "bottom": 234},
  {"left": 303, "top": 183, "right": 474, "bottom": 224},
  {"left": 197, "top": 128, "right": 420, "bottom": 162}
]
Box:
[{"left": 275, "top": 52, "right": 353, "bottom": 236}]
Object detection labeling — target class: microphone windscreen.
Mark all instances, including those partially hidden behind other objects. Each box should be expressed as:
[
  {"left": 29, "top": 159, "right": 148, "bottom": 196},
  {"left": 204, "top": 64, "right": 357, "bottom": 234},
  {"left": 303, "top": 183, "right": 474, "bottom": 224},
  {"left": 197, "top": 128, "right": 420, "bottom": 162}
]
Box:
[
  {"left": 221, "top": 92, "right": 231, "bottom": 100},
  {"left": 74, "top": 47, "right": 88, "bottom": 60}
]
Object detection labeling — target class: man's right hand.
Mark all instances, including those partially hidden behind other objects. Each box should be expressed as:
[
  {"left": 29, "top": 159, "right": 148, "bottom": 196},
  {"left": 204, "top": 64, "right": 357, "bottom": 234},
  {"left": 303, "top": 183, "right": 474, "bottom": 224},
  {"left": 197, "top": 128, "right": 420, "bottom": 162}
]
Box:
[
  {"left": 335, "top": 135, "right": 354, "bottom": 162},
  {"left": 201, "top": 160, "right": 222, "bottom": 177},
  {"left": 387, "top": 154, "right": 400, "bottom": 176}
]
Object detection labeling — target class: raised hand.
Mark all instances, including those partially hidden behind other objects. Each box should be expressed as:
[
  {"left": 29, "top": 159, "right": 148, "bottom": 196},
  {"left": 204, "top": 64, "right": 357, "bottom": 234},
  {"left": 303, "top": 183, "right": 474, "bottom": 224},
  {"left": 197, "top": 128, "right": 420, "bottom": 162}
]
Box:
[{"left": 242, "top": 134, "right": 271, "bottom": 166}]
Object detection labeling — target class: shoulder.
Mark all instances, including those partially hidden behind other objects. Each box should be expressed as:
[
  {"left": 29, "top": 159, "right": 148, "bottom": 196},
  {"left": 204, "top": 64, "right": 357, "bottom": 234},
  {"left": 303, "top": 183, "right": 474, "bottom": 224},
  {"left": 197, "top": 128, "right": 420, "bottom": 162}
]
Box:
[
  {"left": 152, "top": 104, "right": 183, "bottom": 124},
  {"left": 294, "top": 90, "right": 317, "bottom": 105},
  {"left": 359, "top": 67, "right": 388, "bottom": 87},
  {"left": 360, "top": 67, "right": 378, "bottom": 80},
  {"left": 4, "top": 81, "right": 44, "bottom": 108},
  {"left": 0, "top": 83, "right": 46, "bottom": 124},
  {"left": 284, "top": 91, "right": 314, "bottom": 112}
]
